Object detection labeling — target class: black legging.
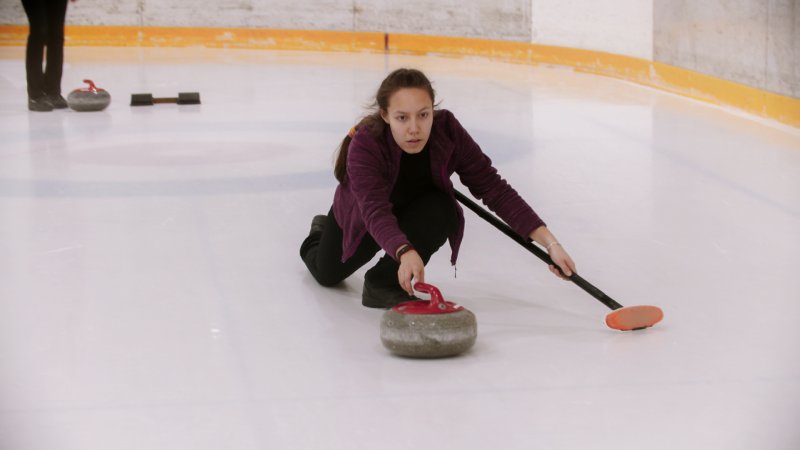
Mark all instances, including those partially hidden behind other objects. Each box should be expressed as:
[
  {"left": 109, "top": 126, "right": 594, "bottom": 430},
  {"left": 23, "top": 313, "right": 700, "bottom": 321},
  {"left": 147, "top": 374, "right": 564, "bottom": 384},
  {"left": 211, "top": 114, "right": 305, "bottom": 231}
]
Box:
[
  {"left": 300, "top": 190, "right": 458, "bottom": 289},
  {"left": 21, "top": 0, "right": 69, "bottom": 98}
]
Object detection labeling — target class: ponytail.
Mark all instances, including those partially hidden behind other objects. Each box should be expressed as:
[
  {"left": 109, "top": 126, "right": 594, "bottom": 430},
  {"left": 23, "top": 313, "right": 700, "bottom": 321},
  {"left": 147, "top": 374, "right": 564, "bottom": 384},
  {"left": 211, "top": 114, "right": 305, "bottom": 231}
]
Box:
[
  {"left": 333, "top": 135, "right": 353, "bottom": 184},
  {"left": 333, "top": 114, "right": 385, "bottom": 183}
]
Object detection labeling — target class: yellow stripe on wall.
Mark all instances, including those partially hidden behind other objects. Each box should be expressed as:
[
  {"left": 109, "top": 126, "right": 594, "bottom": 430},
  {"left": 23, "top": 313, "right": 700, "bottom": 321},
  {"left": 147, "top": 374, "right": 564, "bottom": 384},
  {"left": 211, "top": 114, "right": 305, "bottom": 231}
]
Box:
[
  {"left": 0, "top": 25, "right": 385, "bottom": 51},
  {"left": 1, "top": 24, "right": 797, "bottom": 127}
]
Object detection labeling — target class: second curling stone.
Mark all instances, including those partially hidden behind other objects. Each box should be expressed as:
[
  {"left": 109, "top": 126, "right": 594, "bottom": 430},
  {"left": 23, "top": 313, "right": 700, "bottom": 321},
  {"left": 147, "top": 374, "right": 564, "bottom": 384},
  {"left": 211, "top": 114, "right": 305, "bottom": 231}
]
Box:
[
  {"left": 67, "top": 79, "right": 111, "bottom": 112},
  {"left": 380, "top": 282, "right": 477, "bottom": 358}
]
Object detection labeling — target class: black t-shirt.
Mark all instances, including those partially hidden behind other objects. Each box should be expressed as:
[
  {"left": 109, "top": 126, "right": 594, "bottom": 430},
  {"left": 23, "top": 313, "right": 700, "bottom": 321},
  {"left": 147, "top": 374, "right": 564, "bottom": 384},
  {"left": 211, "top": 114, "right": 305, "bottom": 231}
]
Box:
[{"left": 390, "top": 143, "right": 436, "bottom": 210}]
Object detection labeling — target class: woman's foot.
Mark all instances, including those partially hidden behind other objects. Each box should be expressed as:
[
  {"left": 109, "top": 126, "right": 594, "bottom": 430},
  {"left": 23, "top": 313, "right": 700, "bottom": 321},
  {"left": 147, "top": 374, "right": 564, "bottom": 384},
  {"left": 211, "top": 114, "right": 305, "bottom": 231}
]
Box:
[
  {"left": 309, "top": 215, "right": 327, "bottom": 235},
  {"left": 45, "top": 94, "right": 68, "bottom": 109},
  {"left": 28, "top": 96, "right": 53, "bottom": 112},
  {"left": 362, "top": 279, "right": 418, "bottom": 309}
]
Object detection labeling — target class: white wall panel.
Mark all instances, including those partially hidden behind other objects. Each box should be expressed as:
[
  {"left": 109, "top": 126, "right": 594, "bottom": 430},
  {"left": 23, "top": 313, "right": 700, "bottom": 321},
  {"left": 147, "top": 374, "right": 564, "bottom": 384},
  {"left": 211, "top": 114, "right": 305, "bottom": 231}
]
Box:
[{"left": 530, "top": 0, "right": 653, "bottom": 60}]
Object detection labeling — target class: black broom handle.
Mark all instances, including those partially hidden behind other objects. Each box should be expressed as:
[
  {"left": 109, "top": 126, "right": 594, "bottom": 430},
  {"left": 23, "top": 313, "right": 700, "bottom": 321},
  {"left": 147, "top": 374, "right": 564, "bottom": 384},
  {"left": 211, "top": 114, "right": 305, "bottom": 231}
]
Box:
[{"left": 454, "top": 189, "right": 624, "bottom": 311}]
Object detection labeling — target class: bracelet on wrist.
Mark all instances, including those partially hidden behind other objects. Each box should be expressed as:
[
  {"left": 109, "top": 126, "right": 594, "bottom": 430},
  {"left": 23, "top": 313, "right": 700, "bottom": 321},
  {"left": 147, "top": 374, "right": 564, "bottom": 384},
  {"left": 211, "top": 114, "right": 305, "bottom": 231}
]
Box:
[
  {"left": 396, "top": 244, "right": 414, "bottom": 260},
  {"left": 545, "top": 241, "right": 561, "bottom": 252}
]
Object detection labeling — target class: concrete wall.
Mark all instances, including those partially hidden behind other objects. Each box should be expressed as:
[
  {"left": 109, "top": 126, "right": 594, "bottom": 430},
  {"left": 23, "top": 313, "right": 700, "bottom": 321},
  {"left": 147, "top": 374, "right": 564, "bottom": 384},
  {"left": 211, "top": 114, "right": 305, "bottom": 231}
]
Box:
[
  {"left": 1, "top": 0, "right": 797, "bottom": 98},
  {"left": 654, "top": 0, "right": 799, "bottom": 98},
  {"left": 0, "top": 0, "right": 532, "bottom": 41}
]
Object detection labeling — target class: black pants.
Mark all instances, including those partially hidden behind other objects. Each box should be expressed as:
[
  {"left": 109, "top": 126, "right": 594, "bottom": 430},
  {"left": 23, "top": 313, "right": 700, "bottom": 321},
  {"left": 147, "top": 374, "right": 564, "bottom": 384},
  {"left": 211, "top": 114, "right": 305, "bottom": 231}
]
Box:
[
  {"left": 21, "top": 0, "right": 68, "bottom": 98},
  {"left": 300, "top": 190, "right": 458, "bottom": 289}
]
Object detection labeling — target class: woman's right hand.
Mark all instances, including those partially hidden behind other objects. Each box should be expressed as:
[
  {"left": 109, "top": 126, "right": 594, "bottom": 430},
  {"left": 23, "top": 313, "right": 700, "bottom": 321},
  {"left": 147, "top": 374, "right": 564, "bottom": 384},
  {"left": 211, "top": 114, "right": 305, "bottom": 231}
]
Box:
[{"left": 397, "top": 250, "right": 425, "bottom": 296}]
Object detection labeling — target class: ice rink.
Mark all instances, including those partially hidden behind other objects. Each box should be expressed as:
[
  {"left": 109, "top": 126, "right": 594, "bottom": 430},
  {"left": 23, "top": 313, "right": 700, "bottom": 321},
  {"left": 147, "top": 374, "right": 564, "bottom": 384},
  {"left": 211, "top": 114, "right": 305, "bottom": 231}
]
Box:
[{"left": 1, "top": 46, "right": 799, "bottom": 450}]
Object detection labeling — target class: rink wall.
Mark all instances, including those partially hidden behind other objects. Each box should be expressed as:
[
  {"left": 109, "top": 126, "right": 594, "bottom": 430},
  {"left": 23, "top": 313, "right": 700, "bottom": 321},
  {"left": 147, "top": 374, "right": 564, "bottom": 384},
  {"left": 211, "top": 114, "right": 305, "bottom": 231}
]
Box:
[{"left": 0, "top": 0, "right": 798, "bottom": 127}]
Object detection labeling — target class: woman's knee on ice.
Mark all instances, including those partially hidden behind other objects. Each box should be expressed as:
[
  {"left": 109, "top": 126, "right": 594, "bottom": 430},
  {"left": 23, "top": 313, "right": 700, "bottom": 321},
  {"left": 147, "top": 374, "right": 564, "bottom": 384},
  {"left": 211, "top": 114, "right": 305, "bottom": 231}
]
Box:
[{"left": 311, "top": 271, "right": 346, "bottom": 288}]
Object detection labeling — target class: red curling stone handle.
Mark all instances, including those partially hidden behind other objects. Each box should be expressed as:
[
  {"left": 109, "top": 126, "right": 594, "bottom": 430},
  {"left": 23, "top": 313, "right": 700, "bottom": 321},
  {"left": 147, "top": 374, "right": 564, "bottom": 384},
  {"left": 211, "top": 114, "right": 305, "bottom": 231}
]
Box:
[
  {"left": 413, "top": 282, "right": 445, "bottom": 308},
  {"left": 390, "top": 282, "right": 464, "bottom": 315},
  {"left": 82, "top": 79, "right": 98, "bottom": 93}
]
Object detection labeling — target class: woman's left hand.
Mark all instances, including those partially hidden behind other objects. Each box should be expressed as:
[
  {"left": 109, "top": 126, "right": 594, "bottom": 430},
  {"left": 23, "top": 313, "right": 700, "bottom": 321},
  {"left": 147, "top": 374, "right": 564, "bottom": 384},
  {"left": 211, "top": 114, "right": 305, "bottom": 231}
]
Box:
[
  {"left": 530, "top": 226, "right": 576, "bottom": 280},
  {"left": 547, "top": 244, "right": 576, "bottom": 280}
]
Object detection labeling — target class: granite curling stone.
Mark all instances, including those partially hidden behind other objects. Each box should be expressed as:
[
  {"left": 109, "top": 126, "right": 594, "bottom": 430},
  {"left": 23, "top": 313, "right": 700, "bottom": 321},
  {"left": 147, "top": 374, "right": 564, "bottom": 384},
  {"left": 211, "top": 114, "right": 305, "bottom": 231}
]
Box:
[
  {"left": 67, "top": 79, "right": 111, "bottom": 112},
  {"left": 380, "top": 282, "right": 477, "bottom": 358}
]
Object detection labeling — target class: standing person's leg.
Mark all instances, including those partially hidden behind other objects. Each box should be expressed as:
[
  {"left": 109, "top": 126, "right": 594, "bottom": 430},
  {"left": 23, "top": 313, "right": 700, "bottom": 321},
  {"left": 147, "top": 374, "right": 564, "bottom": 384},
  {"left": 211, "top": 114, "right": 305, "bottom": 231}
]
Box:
[
  {"left": 21, "top": 0, "right": 52, "bottom": 111},
  {"left": 42, "top": 0, "right": 69, "bottom": 108},
  {"left": 362, "top": 190, "right": 458, "bottom": 307},
  {"left": 300, "top": 208, "right": 382, "bottom": 287}
]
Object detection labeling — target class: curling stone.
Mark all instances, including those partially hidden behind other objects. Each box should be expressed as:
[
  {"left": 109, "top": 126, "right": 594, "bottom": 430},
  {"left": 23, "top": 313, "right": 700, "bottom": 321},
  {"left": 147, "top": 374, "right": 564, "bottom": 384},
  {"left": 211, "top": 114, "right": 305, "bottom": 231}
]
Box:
[
  {"left": 67, "top": 79, "right": 111, "bottom": 112},
  {"left": 380, "top": 282, "right": 477, "bottom": 358}
]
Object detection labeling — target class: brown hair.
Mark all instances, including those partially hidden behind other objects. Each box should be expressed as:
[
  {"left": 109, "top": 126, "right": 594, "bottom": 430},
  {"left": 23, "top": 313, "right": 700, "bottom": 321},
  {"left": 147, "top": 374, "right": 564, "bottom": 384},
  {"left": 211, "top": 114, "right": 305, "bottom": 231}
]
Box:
[{"left": 334, "top": 68, "right": 436, "bottom": 183}]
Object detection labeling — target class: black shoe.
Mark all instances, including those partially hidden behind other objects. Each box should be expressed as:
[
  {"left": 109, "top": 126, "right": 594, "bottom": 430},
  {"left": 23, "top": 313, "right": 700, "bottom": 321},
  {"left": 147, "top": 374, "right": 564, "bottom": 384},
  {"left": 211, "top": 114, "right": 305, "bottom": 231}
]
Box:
[
  {"left": 362, "top": 279, "right": 418, "bottom": 309},
  {"left": 309, "top": 215, "right": 326, "bottom": 235},
  {"left": 45, "top": 94, "right": 68, "bottom": 109},
  {"left": 28, "top": 96, "right": 53, "bottom": 112}
]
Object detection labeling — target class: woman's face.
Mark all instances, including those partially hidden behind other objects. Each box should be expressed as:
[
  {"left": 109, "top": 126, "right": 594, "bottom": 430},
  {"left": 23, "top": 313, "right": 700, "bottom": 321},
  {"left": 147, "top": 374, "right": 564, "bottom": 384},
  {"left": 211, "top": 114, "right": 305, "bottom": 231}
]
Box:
[{"left": 381, "top": 87, "right": 433, "bottom": 154}]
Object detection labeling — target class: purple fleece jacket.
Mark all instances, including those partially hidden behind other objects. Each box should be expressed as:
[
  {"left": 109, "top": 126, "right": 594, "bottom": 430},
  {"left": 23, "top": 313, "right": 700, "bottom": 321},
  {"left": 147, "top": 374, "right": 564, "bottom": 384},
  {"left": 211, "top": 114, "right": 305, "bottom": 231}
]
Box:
[{"left": 333, "top": 109, "right": 545, "bottom": 265}]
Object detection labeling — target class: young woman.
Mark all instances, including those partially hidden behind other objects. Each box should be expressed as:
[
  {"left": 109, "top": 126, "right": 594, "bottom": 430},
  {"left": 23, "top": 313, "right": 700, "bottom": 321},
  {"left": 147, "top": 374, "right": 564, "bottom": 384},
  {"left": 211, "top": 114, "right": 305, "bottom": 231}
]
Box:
[{"left": 300, "top": 68, "right": 576, "bottom": 308}]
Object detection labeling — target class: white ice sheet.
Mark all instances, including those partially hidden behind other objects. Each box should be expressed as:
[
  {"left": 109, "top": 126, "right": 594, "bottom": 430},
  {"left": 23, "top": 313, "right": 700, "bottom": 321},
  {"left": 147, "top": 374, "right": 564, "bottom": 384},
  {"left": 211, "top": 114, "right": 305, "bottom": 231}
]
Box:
[{"left": 1, "top": 47, "right": 799, "bottom": 450}]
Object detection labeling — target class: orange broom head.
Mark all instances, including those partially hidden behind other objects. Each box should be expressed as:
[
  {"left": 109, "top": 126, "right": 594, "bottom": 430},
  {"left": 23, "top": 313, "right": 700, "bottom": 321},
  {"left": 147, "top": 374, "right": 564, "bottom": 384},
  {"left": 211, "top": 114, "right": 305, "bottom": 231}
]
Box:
[{"left": 605, "top": 305, "right": 664, "bottom": 331}]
